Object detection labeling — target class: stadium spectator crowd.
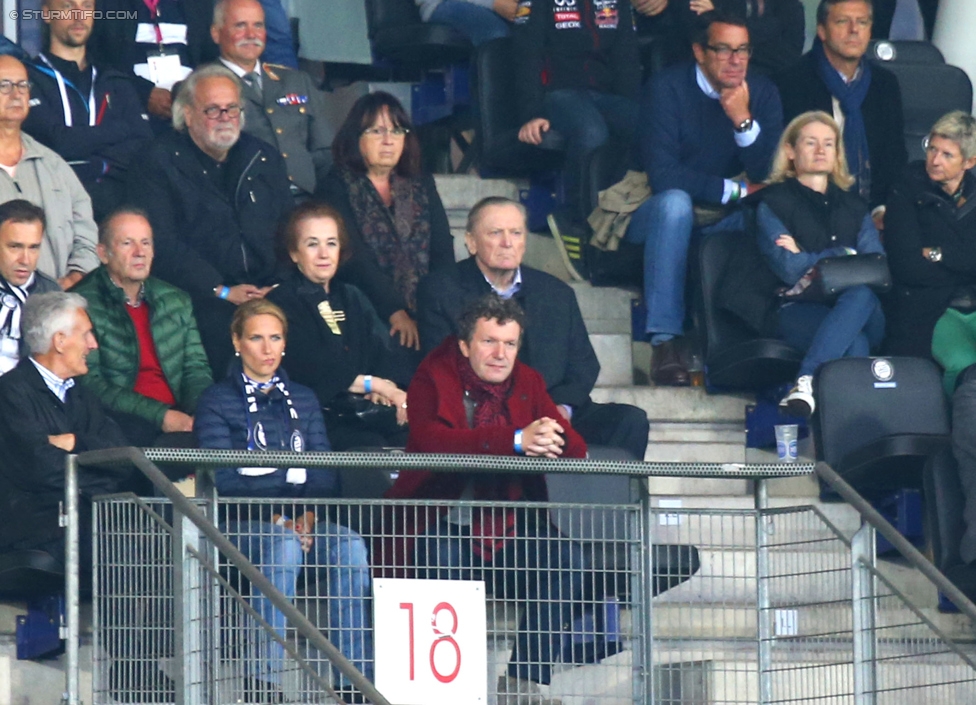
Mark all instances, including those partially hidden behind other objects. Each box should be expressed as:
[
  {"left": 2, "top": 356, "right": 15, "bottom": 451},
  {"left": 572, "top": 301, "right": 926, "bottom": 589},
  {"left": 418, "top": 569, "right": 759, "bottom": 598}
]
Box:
[{"left": 7, "top": 0, "right": 976, "bottom": 698}]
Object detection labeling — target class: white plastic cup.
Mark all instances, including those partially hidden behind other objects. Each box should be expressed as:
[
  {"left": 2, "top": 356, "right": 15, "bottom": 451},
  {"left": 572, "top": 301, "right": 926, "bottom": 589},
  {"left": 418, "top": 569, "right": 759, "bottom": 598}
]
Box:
[{"left": 775, "top": 424, "right": 799, "bottom": 462}]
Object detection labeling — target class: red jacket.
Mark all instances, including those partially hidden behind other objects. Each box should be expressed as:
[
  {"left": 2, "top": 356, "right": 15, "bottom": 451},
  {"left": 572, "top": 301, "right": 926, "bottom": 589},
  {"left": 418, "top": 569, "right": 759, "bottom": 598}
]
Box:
[{"left": 386, "top": 336, "right": 587, "bottom": 501}]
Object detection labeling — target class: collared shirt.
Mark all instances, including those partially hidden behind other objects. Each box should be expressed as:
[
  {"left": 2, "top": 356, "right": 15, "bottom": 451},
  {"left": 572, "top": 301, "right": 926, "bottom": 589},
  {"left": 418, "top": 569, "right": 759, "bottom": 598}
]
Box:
[
  {"left": 695, "top": 64, "right": 762, "bottom": 204},
  {"left": 483, "top": 267, "right": 522, "bottom": 299},
  {"left": 220, "top": 57, "right": 263, "bottom": 92},
  {"left": 108, "top": 273, "right": 145, "bottom": 307},
  {"left": 29, "top": 357, "right": 75, "bottom": 402}
]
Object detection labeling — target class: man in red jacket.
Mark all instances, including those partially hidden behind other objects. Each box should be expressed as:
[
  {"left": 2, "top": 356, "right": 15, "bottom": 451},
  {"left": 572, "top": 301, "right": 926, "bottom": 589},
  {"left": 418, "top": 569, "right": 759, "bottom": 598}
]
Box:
[{"left": 388, "top": 294, "right": 587, "bottom": 705}]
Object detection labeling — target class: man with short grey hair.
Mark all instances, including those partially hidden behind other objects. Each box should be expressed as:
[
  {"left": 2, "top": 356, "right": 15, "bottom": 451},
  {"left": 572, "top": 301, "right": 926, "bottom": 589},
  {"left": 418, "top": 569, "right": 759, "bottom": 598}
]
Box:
[
  {"left": 127, "top": 62, "right": 292, "bottom": 375},
  {"left": 0, "top": 290, "right": 133, "bottom": 575}
]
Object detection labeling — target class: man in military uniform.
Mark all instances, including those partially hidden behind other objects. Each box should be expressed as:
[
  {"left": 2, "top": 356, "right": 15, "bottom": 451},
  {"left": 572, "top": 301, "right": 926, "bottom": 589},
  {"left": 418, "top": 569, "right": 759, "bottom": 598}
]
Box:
[{"left": 212, "top": 0, "right": 332, "bottom": 200}]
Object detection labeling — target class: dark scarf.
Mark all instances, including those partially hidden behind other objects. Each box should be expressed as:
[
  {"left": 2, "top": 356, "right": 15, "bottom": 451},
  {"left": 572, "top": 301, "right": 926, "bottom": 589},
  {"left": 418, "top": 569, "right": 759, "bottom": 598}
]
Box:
[
  {"left": 454, "top": 344, "right": 523, "bottom": 560},
  {"left": 341, "top": 167, "right": 432, "bottom": 311},
  {"left": 813, "top": 38, "right": 873, "bottom": 202}
]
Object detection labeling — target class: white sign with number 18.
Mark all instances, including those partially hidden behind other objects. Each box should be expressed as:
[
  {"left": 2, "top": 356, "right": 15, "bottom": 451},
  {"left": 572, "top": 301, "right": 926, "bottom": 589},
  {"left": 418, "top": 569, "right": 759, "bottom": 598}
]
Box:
[{"left": 374, "top": 578, "right": 488, "bottom": 705}]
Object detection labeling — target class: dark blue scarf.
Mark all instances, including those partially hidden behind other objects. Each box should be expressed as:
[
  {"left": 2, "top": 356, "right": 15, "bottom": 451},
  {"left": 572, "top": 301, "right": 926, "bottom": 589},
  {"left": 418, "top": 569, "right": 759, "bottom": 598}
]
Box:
[{"left": 812, "top": 38, "right": 873, "bottom": 201}]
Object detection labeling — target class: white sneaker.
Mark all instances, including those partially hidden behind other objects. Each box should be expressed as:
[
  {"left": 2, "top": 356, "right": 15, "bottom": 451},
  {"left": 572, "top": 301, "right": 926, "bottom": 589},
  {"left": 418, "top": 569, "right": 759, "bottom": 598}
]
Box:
[
  {"left": 780, "top": 375, "right": 815, "bottom": 417},
  {"left": 496, "top": 675, "right": 563, "bottom": 705}
]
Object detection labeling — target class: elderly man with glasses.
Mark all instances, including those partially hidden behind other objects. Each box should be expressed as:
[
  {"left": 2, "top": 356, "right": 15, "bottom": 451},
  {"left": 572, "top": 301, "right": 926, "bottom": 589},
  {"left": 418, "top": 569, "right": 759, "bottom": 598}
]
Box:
[
  {"left": 126, "top": 63, "right": 292, "bottom": 377},
  {"left": 0, "top": 55, "right": 99, "bottom": 291},
  {"left": 624, "top": 11, "right": 783, "bottom": 386}
]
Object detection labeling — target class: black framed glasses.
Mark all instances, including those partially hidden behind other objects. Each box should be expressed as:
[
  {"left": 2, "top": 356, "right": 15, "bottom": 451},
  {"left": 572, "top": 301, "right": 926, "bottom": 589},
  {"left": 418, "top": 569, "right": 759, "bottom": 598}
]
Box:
[
  {"left": 200, "top": 104, "right": 243, "bottom": 119},
  {"left": 705, "top": 44, "right": 753, "bottom": 60},
  {"left": 0, "top": 80, "right": 31, "bottom": 95}
]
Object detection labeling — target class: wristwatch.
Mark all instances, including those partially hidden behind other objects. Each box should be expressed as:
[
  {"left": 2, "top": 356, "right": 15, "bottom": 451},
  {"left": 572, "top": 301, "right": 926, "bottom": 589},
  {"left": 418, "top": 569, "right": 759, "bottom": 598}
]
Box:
[
  {"left": 735, "top": 117, "right": 754, "bottom": 133},
  {"left": 927, "top": 247, "right": 943, "bottom": 263}
]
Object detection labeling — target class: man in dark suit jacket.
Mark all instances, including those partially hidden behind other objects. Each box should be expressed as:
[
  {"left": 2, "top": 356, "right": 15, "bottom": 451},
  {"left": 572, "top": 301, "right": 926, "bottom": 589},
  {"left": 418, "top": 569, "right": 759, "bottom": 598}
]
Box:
[
  {"left": 417, "top": 196, "right": 649, "bottom": 461},
  {"left": 0, "top": 291, "right": 134, "bottom": 573},
  {"left": 776, "top": 0, "right": 907, "bottom": 224}
]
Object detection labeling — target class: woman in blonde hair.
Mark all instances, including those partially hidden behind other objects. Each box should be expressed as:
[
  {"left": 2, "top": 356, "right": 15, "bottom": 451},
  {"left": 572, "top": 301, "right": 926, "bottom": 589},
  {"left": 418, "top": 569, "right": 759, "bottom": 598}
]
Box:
[{"left": 722, "top": 110, "right": 885, "bottom": 416}]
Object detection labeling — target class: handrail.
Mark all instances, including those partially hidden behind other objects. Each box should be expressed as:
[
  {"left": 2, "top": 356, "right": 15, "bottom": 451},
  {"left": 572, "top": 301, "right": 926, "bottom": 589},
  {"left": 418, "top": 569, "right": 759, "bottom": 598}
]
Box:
[
  {"left": 74, "top": 447, "right": 392, "bottom": 705},
  {"left": 815, "top": 461, "right": 976, "bottom": 625}
]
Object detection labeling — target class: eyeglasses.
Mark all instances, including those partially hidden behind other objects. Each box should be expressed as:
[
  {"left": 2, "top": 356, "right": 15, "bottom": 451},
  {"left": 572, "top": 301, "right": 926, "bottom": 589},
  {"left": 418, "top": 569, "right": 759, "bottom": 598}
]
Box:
[
  {"left": 362, "top": 126, "right": 410, "bottom": 138},
  {"left": 705, "top": 44, "right": 753, "bottom": 60},
  {"left": 200, "top": 104, "right": 243, "bottom": 119},
  {"left": 0, "top": 80, "right": 31, "bottom": 95}
]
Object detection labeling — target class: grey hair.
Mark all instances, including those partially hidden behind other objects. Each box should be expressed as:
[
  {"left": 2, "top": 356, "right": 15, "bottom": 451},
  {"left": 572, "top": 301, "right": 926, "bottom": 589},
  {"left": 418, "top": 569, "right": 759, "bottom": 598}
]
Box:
[
  {"left": 172, "top": 64, "right": 244, "bottom": 132},
  {"left": 23, "top": 292, "right": 88, "bottom": 356},
  {"left": 466, "top": 196, "right": 527, "bottom": 234},
  {"left": 929, "top": 110, "right": 976, "bottom": 161},
  {"left": 213, "top": 0, "right": 263, "bottom": 28}
]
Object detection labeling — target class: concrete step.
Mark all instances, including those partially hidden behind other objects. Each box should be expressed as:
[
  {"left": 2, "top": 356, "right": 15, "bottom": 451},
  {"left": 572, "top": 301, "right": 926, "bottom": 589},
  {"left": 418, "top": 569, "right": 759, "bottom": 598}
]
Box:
[
  {"left": 592, "top": 387, "right": 751, "bottom": 424},
  {"left": 0, "top": 638, "right": 93, "bottom": 705}
]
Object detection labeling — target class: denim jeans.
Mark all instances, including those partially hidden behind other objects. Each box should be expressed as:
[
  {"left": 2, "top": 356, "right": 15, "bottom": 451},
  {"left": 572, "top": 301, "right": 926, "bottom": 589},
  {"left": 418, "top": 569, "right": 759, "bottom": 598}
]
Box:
[
  {"left": 776, "top": 284, "right": 886, "bottom": 378},
  {"left": 543, "top": 88, "right": 639, "bottom": 212},
  {"left": 428, "top": 1, "right": 511, "bottom": 45},
  {"left": 414, "top": 517, "right": 586, "bottom": 685},
  {"left": 227, "top": 520, "right": 373, "bottom": 688},
  {"left": 624, "top": 190, "right": 743, "bottom": 337},
  {"left": 258, "top": 0, "right": 299, "bottom": 68}
]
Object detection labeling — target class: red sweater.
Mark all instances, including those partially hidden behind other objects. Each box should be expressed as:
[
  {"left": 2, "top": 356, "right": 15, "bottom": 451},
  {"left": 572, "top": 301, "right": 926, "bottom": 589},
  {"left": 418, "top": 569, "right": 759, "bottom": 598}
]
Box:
[
  {"left": 387, "top": 336, "right": 587, "bottom": 501},
  {"left": 126, "top": 302, "right": 176, "bottom": 407}
]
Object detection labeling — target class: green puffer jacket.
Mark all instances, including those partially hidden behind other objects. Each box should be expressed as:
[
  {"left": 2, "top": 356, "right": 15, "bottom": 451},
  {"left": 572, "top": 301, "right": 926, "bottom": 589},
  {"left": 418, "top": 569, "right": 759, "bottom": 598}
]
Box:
[{"left": 72, "top": 267, "right": 213, "bottom": 428}]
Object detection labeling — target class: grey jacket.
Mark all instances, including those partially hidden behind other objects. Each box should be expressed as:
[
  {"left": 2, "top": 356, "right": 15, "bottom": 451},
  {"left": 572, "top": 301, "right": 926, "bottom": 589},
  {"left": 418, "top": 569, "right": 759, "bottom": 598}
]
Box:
[
  {"left": 416, "top": 0, "right": 494, "bottom": 22},
  {"left": 230, "top": 60, "right": 333, "bottom": 195},
  {"left": 0, "top": 134, "right": 99, "bottom": 279}
]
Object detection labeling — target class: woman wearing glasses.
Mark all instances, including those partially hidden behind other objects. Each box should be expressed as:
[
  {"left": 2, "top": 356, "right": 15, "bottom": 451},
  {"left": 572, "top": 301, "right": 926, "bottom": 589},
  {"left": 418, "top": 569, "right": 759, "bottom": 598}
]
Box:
[{"left": 316, "top": 92, "right": 454, "bottom": 385}]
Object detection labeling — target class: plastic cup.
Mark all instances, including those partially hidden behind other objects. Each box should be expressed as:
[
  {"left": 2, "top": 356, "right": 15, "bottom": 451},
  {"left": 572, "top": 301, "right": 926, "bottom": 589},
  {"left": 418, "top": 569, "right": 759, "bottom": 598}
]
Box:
[{"left": 775, "top": 424, "right": 798, "bottom": 462}]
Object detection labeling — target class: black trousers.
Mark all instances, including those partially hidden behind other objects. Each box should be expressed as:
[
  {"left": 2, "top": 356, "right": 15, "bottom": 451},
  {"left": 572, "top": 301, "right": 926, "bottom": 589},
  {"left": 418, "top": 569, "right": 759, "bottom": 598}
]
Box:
[{"left": 571, "top": 400, "right": 649, "bottom": 462}]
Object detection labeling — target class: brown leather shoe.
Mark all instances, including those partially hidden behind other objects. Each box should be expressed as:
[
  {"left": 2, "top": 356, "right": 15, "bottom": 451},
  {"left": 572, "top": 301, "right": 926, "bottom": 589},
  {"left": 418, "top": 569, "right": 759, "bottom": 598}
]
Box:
[{"left": 651, "top": 339, "right": 691, "bottom": 387}]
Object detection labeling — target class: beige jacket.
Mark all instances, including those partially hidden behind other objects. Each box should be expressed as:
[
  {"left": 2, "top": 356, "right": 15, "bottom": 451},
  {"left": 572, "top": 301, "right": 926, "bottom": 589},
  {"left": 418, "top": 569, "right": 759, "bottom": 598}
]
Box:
[
  {"left": 0, "top": 134, "right": 98, "bottom": 279},
  {"left": 587, "top": 170, "right": 651, "bottom": 252}
]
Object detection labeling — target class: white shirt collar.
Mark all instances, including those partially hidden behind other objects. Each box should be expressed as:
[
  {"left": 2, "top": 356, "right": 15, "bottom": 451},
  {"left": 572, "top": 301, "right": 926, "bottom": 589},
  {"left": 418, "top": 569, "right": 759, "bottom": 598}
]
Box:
[
  {"left": 29, "top": 357, "right": 75, "bottom": 402},
  {"left": 219, "top": 57, "right": 262, "bottom": 79},
  {"left": 696, "top": 64, "right": 721, "bottom": 100},
  {"left": 483, "top": 267, "right": 522, "bottom": 299}
]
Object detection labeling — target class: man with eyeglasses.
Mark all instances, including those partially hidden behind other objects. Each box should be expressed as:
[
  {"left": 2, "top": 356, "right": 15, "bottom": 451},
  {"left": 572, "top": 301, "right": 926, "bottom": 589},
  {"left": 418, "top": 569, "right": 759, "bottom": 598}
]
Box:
[
  {"left": 0, "top": 55, "right": 99, "bottom": 291},
  {"left": 126, "top": 63, "right": 292, "bottom": 376},
  {"left": 624, "top": 11, "right": 782, "bottom": 386},
  {"left": 24, "top": 0, "right": 154, "bottom": 221},
  {"left": 211, "top": 0, "right": 332, "bottom": 201},
  {"left": 776, "top": 0, "right": 906, "bottom": 230}
]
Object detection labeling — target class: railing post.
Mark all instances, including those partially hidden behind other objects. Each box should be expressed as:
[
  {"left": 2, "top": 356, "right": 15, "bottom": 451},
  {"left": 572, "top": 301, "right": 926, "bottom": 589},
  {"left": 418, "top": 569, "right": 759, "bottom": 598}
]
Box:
[
  {"left": 755, "top": 478, "right": 773, "bottom": 705},
  {"left": 172, "top": 507, "right": 205, "bottom": 705},
  {"left": 639, "top": 479, "right": 655, "bottom": 704},
  {"left": 63, "top": 454, "right": 80, "bottom": 705},
  {"left": 851, "top": 523, "right": 878, "bottom": 705}
]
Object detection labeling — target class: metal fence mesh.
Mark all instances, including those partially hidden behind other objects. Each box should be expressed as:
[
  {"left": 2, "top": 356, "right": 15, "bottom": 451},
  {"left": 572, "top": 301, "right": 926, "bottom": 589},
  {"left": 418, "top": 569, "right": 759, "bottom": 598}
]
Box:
[{"left": 92, "top": 495, "right": 976, "bottom": 704}]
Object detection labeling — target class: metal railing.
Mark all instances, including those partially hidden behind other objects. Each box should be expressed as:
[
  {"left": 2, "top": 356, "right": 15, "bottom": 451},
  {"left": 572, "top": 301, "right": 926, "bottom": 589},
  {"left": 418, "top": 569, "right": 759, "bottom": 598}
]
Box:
[{"left": 63, "top": 448, "right": 976, "bottom": 704}]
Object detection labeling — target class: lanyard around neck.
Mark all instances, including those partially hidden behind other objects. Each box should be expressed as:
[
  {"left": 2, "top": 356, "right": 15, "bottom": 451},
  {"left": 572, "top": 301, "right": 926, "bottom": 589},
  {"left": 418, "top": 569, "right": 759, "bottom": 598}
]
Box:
[{"left": 39, "top": 54, "right": 97, "bottom": 128}]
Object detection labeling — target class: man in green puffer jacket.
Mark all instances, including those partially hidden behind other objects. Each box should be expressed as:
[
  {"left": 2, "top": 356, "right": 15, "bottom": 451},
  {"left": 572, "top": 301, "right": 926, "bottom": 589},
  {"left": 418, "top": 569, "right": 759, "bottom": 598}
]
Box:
[{"left": 72, "top": 207, "right": 213, "bottom": 448}]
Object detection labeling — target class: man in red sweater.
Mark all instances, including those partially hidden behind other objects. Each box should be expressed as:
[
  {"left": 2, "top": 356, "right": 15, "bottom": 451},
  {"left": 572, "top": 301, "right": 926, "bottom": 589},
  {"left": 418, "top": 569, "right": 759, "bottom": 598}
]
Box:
[{"left": 388, "top": 294, "right": 587, "bottom": 705}]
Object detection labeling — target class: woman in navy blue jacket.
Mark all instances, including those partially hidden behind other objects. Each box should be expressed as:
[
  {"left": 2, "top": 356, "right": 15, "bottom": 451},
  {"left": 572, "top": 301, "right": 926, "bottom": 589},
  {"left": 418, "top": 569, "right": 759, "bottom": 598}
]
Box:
[{"left": 195, "top": 299, "right": 372, "bottom": 703}]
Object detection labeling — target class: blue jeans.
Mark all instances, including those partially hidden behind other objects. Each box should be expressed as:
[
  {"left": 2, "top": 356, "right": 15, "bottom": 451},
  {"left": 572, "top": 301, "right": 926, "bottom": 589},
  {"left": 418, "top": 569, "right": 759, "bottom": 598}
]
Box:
[
  {"left": 258, "top": 0, "right": 299, "bottom": 68},
  {"left": 414, "top": 517, "right": 586, "bottom": 685},
  {"left": 544, "top": 89, "right": 639, "bottom": 211},
  {"left": 227, "top": 520, "right": 373, "bottom": 688},
  {"left": 624, "top": 190, "right": 742, "bottom": 337},
  {"left": 776, "top": 284, "right": 886, "bottom": 378},
  {"left": 428, "top": 1, "right": 511, "bottom": 45}
]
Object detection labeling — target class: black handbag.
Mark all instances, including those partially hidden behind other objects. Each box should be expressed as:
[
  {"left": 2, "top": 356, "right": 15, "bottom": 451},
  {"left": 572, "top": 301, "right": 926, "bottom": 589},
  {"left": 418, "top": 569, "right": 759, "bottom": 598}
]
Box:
[
  {"left": 322, "top": 392, "right": 402, "bottom": 436},
  {"left": 779, "top": 253, "right": 892, "bottom": 303}
]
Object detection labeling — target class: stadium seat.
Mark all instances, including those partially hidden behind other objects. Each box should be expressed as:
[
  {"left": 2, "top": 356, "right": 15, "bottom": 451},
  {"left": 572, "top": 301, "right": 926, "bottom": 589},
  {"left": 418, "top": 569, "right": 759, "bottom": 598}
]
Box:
[
  {"left": 812, "top": 356, "right": 950, "bottom": 497},
  {"left": 922, "top": 445, "right": 966, "bottom": 575},
  {"left": 696, "top": 227, "right": 802, "bottom": 391},
  {"left": 868, "top": 39, "right": 945, "bottom": 64},
  {"left": 0, "top": 549, "right": 63, "bottom": 600},
  {"left": 364, "top": 0, "right": 471, "bottom": 67},
  {"left": 470, "top": 37, "right": 565, "bottom": 176}
]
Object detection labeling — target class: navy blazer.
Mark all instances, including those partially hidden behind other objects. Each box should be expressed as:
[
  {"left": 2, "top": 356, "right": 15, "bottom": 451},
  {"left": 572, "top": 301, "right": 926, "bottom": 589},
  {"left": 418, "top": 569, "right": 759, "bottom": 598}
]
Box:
[{"left": 416, "top": 257, "right": 600, "bottom": 409}]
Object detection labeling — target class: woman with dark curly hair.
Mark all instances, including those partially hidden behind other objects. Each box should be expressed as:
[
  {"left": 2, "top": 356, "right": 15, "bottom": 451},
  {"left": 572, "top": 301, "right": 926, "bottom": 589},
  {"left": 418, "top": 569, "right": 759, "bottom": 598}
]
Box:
[{"left": 317, "top": 92, "right": 455, "bottom": 384}]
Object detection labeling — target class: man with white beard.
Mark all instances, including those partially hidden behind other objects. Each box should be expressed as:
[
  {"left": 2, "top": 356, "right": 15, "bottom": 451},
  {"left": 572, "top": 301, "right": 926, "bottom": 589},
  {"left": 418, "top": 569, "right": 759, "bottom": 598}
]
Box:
[
  {"left": 212, "top": 0, "right": 333, "bottom": 201},
  {"left": 126, "top": 63, "right": 292, "bottom": 376}
]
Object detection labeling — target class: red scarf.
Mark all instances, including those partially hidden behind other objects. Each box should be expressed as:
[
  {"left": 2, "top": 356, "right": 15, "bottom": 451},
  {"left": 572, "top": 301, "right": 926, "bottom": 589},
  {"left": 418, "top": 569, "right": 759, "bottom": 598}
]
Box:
[{"left": 455, "top": 345, "right": 524, "bottom": 560}]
